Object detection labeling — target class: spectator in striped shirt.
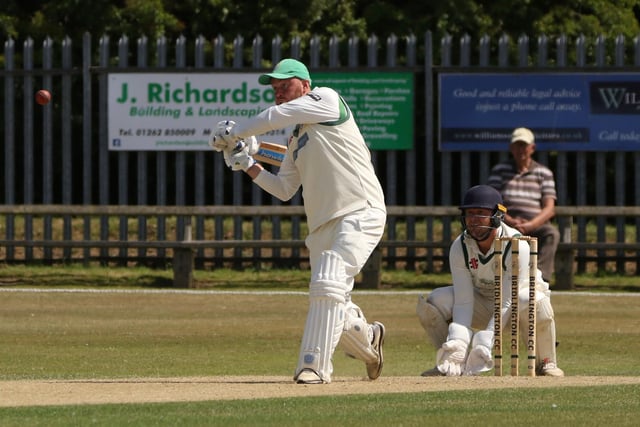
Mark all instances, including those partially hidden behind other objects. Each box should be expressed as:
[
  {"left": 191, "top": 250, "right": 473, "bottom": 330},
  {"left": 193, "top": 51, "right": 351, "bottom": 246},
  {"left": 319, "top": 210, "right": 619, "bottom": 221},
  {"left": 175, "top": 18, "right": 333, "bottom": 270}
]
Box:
[{"left": 487, "top": 127, "right": 560, "bottom": 283}]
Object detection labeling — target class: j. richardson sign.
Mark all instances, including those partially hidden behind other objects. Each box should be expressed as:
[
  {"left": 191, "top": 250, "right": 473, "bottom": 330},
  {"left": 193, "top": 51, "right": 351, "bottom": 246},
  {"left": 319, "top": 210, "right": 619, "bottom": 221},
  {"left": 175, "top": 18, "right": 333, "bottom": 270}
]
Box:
[
  {"left": 108, "top": 73, "right": 279, "bottom": 151},
  {"left": 438, "top": 72, "right": 640, "bottom": 151},
  {"left": 108, "top": 72, "right": 414, "bottom": 151}
]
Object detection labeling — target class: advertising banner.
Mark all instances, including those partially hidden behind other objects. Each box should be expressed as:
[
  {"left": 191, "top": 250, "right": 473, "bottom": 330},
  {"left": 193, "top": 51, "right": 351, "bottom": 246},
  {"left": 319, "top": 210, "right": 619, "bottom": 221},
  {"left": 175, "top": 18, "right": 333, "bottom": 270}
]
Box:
[
  {"left": 108, "top": 71, "right": 414, "bottom": 151},
  {"left": 314, "top": 72, "right": 414, "bottom": 150},
  {"left": 108, "top": 73, "right": 278, "bottom": 150},
  {"left": 439, "top": 72, "right": 640, "bottom": 151}
]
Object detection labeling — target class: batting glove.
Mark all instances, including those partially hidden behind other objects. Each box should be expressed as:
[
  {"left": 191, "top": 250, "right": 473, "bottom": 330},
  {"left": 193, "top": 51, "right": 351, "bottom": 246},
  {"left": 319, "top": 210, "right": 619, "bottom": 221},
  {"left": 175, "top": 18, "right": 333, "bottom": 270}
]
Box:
[
  {"left": 209, "top": 120, "right": 239, "bottom": 152},
  {"left": 243, "top": 135, "right": 260, "bottom": 155},
  {"left": 223, "top": 141, "right": 257, "bottom": 172}
]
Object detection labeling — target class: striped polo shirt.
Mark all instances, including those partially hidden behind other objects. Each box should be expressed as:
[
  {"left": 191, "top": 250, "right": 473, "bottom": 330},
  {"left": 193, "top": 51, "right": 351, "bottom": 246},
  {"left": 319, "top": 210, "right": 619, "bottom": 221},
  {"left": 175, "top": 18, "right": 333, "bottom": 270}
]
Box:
[{"left": 487, "top": 160, "right": 557, "bottom": 220}]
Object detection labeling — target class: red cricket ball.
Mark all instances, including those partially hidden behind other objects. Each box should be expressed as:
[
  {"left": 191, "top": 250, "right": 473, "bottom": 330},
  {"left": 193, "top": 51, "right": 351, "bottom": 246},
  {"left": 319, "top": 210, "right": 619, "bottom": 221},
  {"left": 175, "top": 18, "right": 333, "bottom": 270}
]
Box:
[{"left": 35, "top": 89, "right": 52, "bottom": 106}]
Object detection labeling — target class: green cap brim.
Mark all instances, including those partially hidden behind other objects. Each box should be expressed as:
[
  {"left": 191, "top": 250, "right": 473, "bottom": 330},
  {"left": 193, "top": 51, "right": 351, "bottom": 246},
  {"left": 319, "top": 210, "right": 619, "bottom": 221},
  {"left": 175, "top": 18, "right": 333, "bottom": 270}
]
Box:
[
  {"left": 258, "top": 59, "right": 312, "bottom": 85},
  {"left": 258, "top": 73, "right": 288, "bottom": 85}
]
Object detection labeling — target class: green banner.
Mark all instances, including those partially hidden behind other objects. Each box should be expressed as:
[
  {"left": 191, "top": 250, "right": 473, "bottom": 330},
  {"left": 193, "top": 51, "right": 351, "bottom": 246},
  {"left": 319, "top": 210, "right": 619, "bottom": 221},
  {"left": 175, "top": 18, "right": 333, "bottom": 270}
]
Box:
[{"left": 314, "top": 72, "right": 414, "bottom": 150}]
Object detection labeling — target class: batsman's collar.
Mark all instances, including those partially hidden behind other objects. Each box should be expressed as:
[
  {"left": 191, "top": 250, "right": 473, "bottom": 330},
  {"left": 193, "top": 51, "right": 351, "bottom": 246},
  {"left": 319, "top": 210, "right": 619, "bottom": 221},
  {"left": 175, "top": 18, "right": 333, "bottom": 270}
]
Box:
[{"left": 258, "top": 59, "right": 312, "bottom": 85}]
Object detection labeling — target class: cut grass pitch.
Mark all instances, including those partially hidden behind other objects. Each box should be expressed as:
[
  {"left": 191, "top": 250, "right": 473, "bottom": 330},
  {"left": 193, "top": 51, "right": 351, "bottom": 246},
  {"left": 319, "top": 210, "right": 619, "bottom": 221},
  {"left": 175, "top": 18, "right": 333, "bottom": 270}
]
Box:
[{"left": 0, "top": 288, "right": 639, "bottom": 425}]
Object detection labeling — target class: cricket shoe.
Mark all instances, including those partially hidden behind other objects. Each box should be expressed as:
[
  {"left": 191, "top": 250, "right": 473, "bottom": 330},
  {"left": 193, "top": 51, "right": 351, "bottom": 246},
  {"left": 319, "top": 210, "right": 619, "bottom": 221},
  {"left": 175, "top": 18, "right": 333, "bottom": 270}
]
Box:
[
  {"left": 420, "top": 366, "right": 445, "bottom": 377},
  {"left": 295, "top": 369, "right": 325, "bottom": 384},
  {"left": 366, "top": 321, "right": 385, "bottom": 380},
  {"left": 536, "top": 359, "right": 565, "bottom": 377}
]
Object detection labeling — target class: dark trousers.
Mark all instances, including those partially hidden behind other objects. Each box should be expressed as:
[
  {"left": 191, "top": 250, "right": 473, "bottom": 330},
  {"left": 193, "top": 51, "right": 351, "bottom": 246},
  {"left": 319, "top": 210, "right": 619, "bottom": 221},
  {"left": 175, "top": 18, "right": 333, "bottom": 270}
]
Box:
[{"left": 530, "top": 222, "right": 560, "bottom": 283}]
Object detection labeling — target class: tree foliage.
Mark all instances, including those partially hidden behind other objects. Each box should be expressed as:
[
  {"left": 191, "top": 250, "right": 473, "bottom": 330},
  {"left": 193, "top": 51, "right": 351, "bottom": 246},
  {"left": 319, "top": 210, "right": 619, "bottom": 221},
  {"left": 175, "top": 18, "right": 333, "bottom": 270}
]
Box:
[{"left": 1, "top": 0, "right": 639, "bottom": 45}]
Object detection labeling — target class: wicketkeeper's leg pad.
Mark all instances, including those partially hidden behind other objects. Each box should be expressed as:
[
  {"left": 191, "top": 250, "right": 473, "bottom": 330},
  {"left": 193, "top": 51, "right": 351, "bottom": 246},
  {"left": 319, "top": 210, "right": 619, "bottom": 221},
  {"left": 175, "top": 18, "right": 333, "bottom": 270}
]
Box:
[
  {"left": 520, "top": 295, "right": 558, "bottom": 364},
  {"left": 416, "top": 288, "right": 452, "bottom": 349},
  {"left": 294, "top": 250, "right": 348, "bottom": 384}
]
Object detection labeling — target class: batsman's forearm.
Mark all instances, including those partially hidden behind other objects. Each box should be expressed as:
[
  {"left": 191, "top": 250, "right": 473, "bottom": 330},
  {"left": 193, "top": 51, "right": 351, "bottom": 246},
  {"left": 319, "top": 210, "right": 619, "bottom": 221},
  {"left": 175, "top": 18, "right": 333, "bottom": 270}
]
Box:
[
  {"left": 233, "top": 109, "right": 288, "bottom": 140},
  {"left": 246, "top": 163, "right": 264, "bottom": 180},
  {"left": 252, "top": 170, "right": 297, "bottom": 201}
]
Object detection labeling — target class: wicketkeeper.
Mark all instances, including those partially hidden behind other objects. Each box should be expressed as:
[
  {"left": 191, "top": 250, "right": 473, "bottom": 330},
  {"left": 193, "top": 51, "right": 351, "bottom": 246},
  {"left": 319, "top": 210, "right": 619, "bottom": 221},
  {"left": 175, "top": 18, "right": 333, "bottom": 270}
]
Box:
[
  {"left": 208, "top": 59, "right": 386, "bottom": 384},
  {"left": 416, "top": 185, "right": 564, "bottom": 377}
]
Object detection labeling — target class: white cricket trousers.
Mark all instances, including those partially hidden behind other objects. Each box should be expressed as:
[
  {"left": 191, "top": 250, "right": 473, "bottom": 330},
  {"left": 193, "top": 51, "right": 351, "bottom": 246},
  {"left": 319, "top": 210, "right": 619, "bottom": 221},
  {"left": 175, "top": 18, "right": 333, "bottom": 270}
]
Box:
[{"left": 305, "top": 205, "right": 386, "bottom": 292}]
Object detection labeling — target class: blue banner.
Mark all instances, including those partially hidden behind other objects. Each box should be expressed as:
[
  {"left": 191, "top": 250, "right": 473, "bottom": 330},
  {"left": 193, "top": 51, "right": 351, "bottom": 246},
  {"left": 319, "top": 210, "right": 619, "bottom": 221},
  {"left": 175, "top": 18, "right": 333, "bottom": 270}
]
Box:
[{"left": 438, "top": 72, "right": 640, "bottom": 151}]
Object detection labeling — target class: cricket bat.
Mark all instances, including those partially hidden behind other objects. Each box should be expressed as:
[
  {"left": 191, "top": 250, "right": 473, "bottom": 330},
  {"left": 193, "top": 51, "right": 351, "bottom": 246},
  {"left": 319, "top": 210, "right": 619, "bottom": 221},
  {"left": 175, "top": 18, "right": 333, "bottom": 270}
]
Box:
[{"left": 253, "top": 141, "right": 287, "bottom": 166}]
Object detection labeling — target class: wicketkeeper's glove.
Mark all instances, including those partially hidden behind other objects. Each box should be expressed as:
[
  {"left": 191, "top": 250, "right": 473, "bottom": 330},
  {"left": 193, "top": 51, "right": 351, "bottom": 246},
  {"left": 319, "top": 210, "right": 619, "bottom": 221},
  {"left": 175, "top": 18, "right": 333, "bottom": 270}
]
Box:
[
  {"left": 464, "top": 330, "right": 494, "bottom": 375},
  {"left": 436, "top": 322, "right": 472, "bottom": 376}
]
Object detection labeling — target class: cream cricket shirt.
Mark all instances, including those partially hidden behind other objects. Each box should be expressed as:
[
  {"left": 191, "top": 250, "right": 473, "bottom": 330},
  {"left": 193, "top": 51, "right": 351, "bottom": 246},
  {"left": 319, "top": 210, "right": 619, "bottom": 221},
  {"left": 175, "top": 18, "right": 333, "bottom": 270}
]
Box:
[
  {"left": 234, "top": 86, "right": 386, "bottom": 233},
  {"left": 449, "top": 223, "right": 547, "bottom": 331}
]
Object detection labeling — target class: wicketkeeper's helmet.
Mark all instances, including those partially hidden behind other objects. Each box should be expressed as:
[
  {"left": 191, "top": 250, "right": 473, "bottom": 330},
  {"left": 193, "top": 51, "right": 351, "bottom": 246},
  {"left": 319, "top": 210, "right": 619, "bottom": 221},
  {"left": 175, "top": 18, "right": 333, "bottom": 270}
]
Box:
[{"left": 459, "top": 185, "right": 507, "bottom": 240}]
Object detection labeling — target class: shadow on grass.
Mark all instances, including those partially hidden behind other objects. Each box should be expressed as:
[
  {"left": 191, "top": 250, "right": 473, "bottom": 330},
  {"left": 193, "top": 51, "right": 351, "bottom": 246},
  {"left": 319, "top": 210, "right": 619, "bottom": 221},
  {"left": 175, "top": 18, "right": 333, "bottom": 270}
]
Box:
[
  {"left": 0, "top": 275, "right": 175, "bottom": 288},
  {"left": 573, "top": 284, "right": 640, "bottom": 293},
  {"left": 1, "top": 265, "right": 639, "bottom": 293}
]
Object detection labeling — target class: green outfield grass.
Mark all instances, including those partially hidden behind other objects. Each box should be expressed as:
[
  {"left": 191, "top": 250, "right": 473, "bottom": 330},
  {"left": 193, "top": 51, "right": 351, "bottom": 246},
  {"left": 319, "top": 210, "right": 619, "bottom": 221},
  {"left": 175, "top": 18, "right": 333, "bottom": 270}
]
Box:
[
  {"left": 0, "top": 285, "right": 639, "bottom": 425},
  {"left": 1, "top": 386, "right": 639, "bottom": 427},
  {"left": 1, "top": 264, "right": 639, "bottom": 292}
]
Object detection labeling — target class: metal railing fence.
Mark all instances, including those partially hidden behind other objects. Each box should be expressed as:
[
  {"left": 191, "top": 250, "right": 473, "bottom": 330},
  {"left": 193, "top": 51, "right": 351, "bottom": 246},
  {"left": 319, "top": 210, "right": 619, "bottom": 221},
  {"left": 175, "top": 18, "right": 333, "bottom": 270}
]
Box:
[{"left": 2, "top": 32, "right": 640, "bottom": 275}]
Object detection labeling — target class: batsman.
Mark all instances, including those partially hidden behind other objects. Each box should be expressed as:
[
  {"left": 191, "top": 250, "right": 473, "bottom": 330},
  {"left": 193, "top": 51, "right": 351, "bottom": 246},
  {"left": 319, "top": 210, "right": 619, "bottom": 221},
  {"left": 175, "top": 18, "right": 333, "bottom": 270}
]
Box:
[
  {"left": 417, "top": 185, "right": 564, "bottom": 377},
  {"left": 208, "top": 59, "right": 386, "bottom": 384}
]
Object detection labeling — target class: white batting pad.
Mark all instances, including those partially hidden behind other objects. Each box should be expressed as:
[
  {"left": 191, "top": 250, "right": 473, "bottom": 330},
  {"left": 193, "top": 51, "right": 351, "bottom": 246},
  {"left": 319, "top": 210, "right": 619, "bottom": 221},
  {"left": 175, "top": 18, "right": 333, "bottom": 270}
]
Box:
[{"left": 294, "top": 250, "right": 348, "bottom": 383}]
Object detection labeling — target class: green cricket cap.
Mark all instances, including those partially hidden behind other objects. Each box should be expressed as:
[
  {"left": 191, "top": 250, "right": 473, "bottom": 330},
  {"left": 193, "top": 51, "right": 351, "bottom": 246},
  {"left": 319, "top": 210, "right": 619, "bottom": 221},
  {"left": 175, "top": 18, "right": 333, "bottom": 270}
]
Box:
[{"left": 258, "top": 59, "right": 312, "bottom": 85}]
